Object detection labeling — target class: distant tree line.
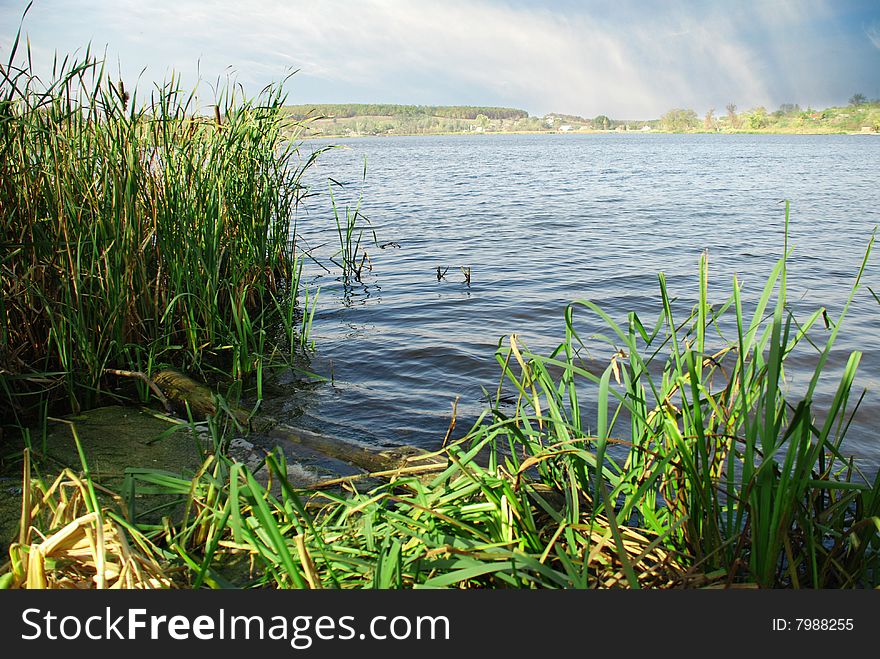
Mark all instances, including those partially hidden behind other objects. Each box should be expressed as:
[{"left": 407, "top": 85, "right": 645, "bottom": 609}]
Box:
[
  {"left": 289, "top": 93, "right": 880, "bottom": 138},
  {"left": 284, "top": 104, "right": 529, "bottom": 120},
  {"left": 661, "top": 97, "right": 880, "bottom": 133}
]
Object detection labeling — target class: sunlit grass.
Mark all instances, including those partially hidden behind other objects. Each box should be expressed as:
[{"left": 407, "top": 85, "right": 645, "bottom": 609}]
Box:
[
  {"left": 480, "top": 205, "right": 880, "bottom": 587},
  {"left": 0, "top": 30, "right": 327, "bottom": 423},
  {"left": 6, "top": 207, "right": 876, "bottom": 588}
]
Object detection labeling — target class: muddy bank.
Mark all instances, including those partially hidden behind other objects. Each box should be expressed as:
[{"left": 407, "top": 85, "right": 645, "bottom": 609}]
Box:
[
  {"left": 1, "top": 371, "right": 450, "bottom": 559},
  {"left": 0, "top": 406, "right": 193, "bottom": 555},
  {"left": 0, "top": 405, "right": 350, "bottom": 556}
]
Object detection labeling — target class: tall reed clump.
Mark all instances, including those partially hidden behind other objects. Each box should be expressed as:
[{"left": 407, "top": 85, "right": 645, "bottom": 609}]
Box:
[{"left": 0, "top": 33, "right": 323, "bottom": 423}]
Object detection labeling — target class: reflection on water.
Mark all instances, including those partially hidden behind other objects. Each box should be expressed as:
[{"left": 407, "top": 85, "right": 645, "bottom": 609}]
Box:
[{"left": 285, "top": 133, "right": 880, "bottom": 468}]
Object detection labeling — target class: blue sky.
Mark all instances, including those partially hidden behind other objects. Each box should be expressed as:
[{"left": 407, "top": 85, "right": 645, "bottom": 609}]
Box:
[{"left": 1, "top": 0, "right": 878, "bottom": 118}]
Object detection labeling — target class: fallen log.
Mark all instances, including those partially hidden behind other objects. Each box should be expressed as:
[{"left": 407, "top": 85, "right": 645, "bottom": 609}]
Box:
[
  {"left": 154, "top": 370, "right": 250, "bottom": 427},
  {"left": 153, "top": 369, "right": 445, "bottom": 475}
]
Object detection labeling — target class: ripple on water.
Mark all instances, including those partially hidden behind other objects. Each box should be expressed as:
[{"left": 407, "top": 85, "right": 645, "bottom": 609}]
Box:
[{"left": 296, "top": 134, "right": 880, "bottom": 465}]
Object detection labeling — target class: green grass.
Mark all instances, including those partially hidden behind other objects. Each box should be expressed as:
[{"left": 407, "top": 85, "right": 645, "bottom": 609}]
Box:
[
  {"left": 6, "top": 207, "right": 876, "bottom": 589},
  {"left": 0, "top": 31, "right": 327, "bottom": 423},
  {"left": 477, "top": 204, "right": 879, "bottom": 587}
]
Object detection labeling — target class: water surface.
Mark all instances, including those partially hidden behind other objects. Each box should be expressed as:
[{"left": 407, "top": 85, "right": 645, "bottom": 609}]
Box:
[{"left": 282, "top": 133, "right": 880, "bottom": 468}]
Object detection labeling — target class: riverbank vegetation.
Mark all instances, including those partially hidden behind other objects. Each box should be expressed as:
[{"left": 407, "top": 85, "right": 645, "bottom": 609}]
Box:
[
  {"left": 0, "top": 36, "right": 328, "bottom": 428},
  {"left": 287, "top": 103, "right": 537, "bottom": 137},
  {"left": 4, "top": 200, "right": 879, "bottom": 587},
  {"left": 665, "top": 98, "right": 880, "bottom": 134},
  {"left": 285, "top": 104, "right": 528, "bottom": 123},
  {"left": 2, "top": 38, "right": 878, "bottom": 588}
]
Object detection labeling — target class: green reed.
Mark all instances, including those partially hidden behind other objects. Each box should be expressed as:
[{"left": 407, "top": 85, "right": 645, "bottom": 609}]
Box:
[
  {"left": 482, "top": 205, "right": 879, "bottom": 587},
  {"left": 328, "top": 159, "right": 376, "bottom": 282},
  {"left": 62, "top": 406, "right": 682, "bottom": 590},
  {"left": 0, "top": 34, "right": 323, "bottom": 422}
]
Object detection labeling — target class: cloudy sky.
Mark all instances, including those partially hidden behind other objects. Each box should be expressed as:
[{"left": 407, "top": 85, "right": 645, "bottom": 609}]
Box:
[{"left": 1, "top": 0, "right": 879, "bottom": 118}]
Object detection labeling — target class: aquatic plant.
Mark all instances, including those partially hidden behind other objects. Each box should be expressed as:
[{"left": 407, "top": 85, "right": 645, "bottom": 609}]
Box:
[
  {"left": 0, "top": 29, "right": 326, "bottom": 423},
  {"left": 481, "top": 205, "right": 879, "bottom": 587},
  {"left": 327, "top": 159, "right": 376, "bottom": 283}
]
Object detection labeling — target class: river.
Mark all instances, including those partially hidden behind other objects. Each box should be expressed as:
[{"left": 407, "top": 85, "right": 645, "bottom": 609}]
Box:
[{"left": 281, "top": 132, "right": 880, "bottom": 470}]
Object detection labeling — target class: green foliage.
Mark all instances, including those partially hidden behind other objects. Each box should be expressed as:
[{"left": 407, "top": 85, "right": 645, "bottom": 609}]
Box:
[
  {"left": 285, "top": 104, "right": 536, "bottom": 137},
  {"left": 485, "top": 208, "right": 878, "bottom": 587},
  {"left": 746, "top": 106, "right": 769, "bottom": 129},
  {"left": 660, "top": 108, "right": 698, "bottom": 131},
  {"left": 283, "top": 104, "right": 528, "bottom": 121},
  {"left": 593, "top": 115, "right": 611, "bottom": 130},
  {"left": 0, "top": 39, "right": 323, "bottom": 422}
]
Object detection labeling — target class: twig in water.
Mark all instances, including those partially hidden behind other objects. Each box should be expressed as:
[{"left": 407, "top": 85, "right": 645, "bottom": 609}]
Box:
[
  {"left": 460, "top": 266, "right": 471, "bottom": 286},
  {"left": 442, "top": 396, "right": 459, "bottom": 448}
]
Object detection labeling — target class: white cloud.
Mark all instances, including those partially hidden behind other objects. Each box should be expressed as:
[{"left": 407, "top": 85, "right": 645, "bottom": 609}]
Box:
[
  {"left": 141, "top": 0, "right": 771, "bottom": 117},
  {"left": 1, "top": 0, "right": 875, "bottom": 117},
  {"left": 868, "top": 22, "right": 880, "bottom": 49}
]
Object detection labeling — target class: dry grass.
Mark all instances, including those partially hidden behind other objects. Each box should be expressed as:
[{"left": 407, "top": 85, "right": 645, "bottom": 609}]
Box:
[{"left": 4, "top": 451, "right": 173, "bottom": 589}]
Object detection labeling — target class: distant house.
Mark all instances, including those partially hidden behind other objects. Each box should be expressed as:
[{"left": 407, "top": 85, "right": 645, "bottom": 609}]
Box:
[
  {"left": 640, "top": 125, "right": 652, "bottom": 131},
  {"left": 559, "top": 124, "right": 573, "bottom": 131}
]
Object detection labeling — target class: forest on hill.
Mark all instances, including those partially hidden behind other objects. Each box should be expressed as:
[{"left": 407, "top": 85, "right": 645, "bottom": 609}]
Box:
[
  {"left": 284, "top": 104, "right": 528, "bottom": 121},
  {"left": 282, "top": 97, "right": 880, "bottom": 138}
]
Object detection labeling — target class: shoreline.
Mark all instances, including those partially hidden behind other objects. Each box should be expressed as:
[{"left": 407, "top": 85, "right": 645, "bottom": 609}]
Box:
[{"left": 299, "top": 128, "right": 878, "bottom": 140}]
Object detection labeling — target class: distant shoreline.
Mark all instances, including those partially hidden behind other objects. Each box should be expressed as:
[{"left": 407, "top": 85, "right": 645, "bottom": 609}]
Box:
[
  {"left": 299, "top": 128, "right": 879, "bottom": 140},
  {"left": 288, "top": 102, "right": 880, "bottom": 139}
]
